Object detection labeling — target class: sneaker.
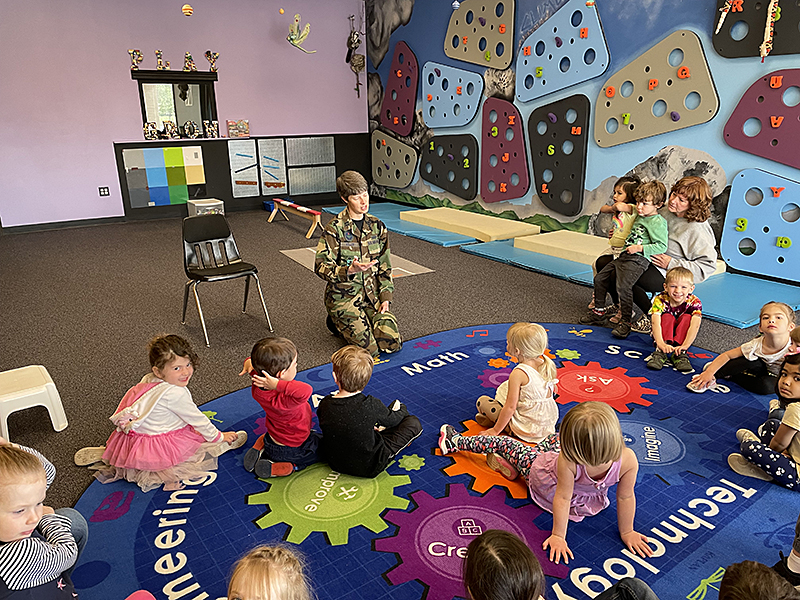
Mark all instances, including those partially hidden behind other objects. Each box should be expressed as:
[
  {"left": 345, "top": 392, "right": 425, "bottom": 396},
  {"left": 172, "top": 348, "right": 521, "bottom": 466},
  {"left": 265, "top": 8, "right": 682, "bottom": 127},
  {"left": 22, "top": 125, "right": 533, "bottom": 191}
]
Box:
[
  {"left": 727, "top": 453, "right": 773, "bottom": 481},
  {"left": 736, "top": 428, "right": 759, "bottom": 443},
  {"left": 646, "top": 349, "right": 668, "bottom": 370},
  {"left": 672, "top": 354, "right": 693, "bottom": 373},
  {"left": 686, "top": 377, "right": 716, "bottom": 393},
  {"left": 209, "top": 431, "right": 248, "bottom": 457},
  {"left": 254, "top": 458, "right": 294, "bottom": 478},
  {"left": 486, "top": 453, "right": 519, "bottom": 480},
  {"left": 74, "top": 446, "right": 106, "bottom": 466},
  {"left": 630, "top": 315, "right": 652, "bottom": 334},
  {"left": 438, "top": 424, "right": 460, "bottom": 455},
  {"left": 579, "top": 309, "right": 606, "bottom": 325},
  {"left": 773, "top": 552, "right": 800, "bottom": 589},
  {"left": 612, "top": 321, "right": 631, "bottom": 339},
  {"left": 770, "top": 398, "right": 782, "bottom": 413},
  {"left": 242, "top": 447, "right": 260, "bottom": 473},
  {"left": 608, "top": 309, "right": 624, "bottom": 324}
]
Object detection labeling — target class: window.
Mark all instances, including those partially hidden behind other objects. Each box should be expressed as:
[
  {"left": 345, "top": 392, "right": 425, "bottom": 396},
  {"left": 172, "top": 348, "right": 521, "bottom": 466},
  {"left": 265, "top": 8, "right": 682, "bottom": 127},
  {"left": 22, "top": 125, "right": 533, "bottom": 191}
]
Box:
[{"left": 132, "top": 70, "right": 218, "bottom": 137}]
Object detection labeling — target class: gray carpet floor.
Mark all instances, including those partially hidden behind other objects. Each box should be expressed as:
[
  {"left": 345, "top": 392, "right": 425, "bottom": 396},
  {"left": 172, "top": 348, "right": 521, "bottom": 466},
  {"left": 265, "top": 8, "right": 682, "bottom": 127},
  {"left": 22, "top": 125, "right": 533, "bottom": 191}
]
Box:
[{"left": 0, "top": 206, "right": 754, "bottom": 509}]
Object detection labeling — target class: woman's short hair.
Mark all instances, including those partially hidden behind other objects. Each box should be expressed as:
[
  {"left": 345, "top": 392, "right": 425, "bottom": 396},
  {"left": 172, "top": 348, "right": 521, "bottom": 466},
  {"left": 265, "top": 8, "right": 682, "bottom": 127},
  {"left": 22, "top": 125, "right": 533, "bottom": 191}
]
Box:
[
  {"left": 336, "top": 170, "right": 368, "bottom": 200},
  {"left": 671, "top": 176, "right": 712, "bottom": 222},
  {"left": 559, "top": 402, "right": 624, "bottom": 466},
  {"left": 331, "top": 345, "right": 374, "bottom": 392},
  {"left": 463, "top": 530, "right": 545, "bottom": 600}
]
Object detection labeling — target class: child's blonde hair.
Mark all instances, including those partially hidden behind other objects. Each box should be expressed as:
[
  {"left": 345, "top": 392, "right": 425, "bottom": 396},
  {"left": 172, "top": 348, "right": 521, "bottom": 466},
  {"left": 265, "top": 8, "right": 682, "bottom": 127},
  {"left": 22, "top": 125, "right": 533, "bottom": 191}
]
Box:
[
  {"left": 665, "top": 266, "right": 694, "bottom": 286},
  {"left": 559, "top": 402, "right": 624, "bottom": 467},
  {"left": 761, "top": 301, "right": 795, "bottom": 323},
  {"left": 331, "top": 345, "right": 374, "bottom": 393},
  {"left": 506, "top": 323, "right": 557, "bottom": 381},
  {"left": 634, "top": 180, "right": 667, "bottom": 207},
  {"left": 0, "top": 446, "right": 45, "bottom": 499},
  {"left": 227, "top": 545, "right": 312, "bottom": 600}
]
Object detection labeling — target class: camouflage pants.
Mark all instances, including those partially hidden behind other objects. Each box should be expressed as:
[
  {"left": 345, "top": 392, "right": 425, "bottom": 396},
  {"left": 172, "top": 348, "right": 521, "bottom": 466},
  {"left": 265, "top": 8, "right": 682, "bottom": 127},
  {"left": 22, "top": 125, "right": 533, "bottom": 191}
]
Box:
[{"left": 325, "top": 293, "right": 402, "bottom": 357}]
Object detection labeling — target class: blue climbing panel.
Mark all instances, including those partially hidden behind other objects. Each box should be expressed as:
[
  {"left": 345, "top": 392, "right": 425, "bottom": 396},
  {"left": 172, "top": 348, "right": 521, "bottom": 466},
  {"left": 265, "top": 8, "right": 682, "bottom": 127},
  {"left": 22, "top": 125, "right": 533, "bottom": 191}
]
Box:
[{"left": 422, "top": 62, "right": 484, "bottom": 129}]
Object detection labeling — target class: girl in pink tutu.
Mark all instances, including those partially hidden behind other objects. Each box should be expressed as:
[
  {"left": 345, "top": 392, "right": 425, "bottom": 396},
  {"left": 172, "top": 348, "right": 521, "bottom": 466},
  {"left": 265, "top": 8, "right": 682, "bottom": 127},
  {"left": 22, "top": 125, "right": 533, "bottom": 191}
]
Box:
[{"left": 78, "top": 335, "right": 246, "bottom": 491}]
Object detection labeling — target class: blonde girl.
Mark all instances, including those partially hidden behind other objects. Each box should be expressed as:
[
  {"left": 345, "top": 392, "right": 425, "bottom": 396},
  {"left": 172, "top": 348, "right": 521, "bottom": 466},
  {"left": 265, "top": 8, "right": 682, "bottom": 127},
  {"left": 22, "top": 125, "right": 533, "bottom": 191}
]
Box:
[
  {"left": 227, "top": 545, "right": 312, "bottom": 600},
  {"left": 475, "top": 323, "right": 558, "bottom": 443},
  {"left": 440, "top": 402, "right": 652, "bottom": 564}
]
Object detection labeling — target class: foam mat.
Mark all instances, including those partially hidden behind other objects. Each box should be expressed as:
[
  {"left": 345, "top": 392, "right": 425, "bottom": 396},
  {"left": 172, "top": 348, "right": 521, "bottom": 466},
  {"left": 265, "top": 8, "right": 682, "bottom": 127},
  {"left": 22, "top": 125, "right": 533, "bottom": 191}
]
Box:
[
  {"left": 694, "top": 272, "right": 800, "bottom": 327},
  {"left": 399, "top": 207, "right": 540, "bottom": 242}
]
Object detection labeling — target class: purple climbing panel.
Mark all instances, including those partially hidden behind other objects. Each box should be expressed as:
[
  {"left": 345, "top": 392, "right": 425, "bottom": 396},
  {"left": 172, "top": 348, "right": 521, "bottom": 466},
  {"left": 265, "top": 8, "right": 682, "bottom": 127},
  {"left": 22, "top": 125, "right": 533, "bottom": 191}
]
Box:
[
  {"left": 724, "top": 69, "right": 800, "bottom": 171},
  {"left": 480, "top": 98, "right": 529, "bottom": 203},
  {"left": 380, "top": 42, "right": 419, "bottom": 137}
]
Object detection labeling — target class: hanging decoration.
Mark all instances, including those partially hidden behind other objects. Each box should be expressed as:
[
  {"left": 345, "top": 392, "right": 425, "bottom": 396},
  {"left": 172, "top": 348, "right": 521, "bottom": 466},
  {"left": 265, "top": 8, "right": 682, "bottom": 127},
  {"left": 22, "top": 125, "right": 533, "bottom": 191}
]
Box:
[
  {"left": 346, "top": 13, "right": 365, "bottom": 97},
  {"left": 287, "top": 14, "right": 316, "bottom": 53},
  {"left": 182, "top": 4, "right": 193, "bottom": 16},
  {"left": 759, "top": 0, "right": 779, "bottom": 61}
]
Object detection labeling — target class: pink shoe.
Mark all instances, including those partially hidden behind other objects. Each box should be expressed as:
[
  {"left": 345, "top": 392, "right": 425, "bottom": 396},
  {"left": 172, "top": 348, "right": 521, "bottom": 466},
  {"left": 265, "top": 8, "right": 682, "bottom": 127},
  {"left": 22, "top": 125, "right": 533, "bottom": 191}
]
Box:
[{"left": 486, "top": 453, "right": 519, "bottom": 480}]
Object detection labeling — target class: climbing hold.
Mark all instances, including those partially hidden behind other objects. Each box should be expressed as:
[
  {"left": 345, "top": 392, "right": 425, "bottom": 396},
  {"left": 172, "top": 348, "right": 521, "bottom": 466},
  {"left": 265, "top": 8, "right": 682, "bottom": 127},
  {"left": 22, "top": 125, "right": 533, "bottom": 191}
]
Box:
[
  {"left": 555, "top": 36, "right": 563, "bottom": 47},
  {"left": 434, "top": 68, "right": 441, "bottom": 77},
  {"left": 479, "top": 17, "right": 486, "bottom": 26},
  {"left": 670, "top": 111, "right": 681, "bottom": 121},
  {"left": 548, "top": 112, "right": 557, "bottom": 123}
]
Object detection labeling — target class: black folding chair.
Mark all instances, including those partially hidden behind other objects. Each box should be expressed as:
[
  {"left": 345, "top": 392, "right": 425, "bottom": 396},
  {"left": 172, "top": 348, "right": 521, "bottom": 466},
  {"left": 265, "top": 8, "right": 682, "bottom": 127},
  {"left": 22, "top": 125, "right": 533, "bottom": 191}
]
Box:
[{"left": 181, "top": 214, "right": 273, "bottom": 346}]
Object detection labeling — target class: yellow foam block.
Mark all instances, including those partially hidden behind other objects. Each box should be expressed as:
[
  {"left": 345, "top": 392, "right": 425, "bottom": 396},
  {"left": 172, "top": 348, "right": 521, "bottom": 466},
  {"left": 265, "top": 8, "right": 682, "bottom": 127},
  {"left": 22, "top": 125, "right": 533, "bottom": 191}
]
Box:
[
  {"left": 399, "top": 207, "right": 540, "bottom": 242},
  {"left": 514, "top": 230, "right": 609, "bottom": 265}
]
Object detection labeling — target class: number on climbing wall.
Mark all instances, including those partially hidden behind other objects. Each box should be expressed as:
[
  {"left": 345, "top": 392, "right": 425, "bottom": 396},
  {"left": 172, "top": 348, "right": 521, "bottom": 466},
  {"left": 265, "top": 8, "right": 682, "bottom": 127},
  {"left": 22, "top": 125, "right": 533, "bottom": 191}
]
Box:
[
  {"left": 463, "top": 158, "right": 469, "bottom": 168},
  {"left": 491, "top": 126, "right": 498, "bottom": 137},
  {"left": 735, "top": 218, "right": 748, "bottom": 232},
  {"left": 777, "top": 236, "right": 792, "bottom": 248},
  {"left": 430, "top": 141, "right": 435, "bottom": 151}
]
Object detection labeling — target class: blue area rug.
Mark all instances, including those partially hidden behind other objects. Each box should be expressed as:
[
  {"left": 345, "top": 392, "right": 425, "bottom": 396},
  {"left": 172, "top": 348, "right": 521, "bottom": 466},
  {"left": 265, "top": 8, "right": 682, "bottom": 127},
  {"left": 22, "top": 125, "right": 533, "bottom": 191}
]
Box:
[{"left": 72, "top": 324, "right": 797, "bottom": 600}]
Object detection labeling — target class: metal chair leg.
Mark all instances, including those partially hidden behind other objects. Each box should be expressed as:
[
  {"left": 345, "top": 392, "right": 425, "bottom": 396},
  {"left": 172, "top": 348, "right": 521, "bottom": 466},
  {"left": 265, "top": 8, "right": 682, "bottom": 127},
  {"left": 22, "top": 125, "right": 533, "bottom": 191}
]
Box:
[
  {"left": 191, "top": 282, "right": 211, "bottom": 347},
  {"left": 242, "top": 275, "right": 251, "bottom": 313},
  {"left": 252, "top": 274, "right": 274, "bottom": 332},
  {"left": 181, "top": 281, "right": 192, "bottom": 324}
]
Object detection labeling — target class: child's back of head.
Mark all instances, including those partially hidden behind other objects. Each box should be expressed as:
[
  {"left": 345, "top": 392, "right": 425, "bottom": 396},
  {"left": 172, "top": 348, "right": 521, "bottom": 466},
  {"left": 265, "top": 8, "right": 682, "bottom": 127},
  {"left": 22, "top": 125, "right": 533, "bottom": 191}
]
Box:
[
  {"left": 559, "top": 401, "right": 624, "bottom": 467},
  {"left": 331, "top": 345, "right": 374, "bottom": 393},
  {"left": 634, "top": 180, "right": 667, "bottom": 208},
  {"left": 506, "top": 322, "right": 557, "bottom": 381},
  {"left": 463, "top": 529, "right": 544, "bottom": 600},
  {"left": 251, "top": 337, "right": 298, "bottom": 377},
  {"left": 719, "top": 560, "right": 800, "bottom": 600},
  {"left": 148, "top": 334, "right": 198, "bottom": 371},
  {"left": 228, "top": 544, "right": 312, "bottom": 600}
]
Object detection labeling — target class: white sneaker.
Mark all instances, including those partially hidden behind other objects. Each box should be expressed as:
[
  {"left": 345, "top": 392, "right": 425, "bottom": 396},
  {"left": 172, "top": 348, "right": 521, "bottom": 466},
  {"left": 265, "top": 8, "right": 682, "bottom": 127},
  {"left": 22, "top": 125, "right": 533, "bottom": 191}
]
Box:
[
  {"left": 770, "top": 398, "right": 781, "bottom": 412},
  {"left": 687, "top": 378, "right": 716, "bottom": 393},
  {"left": 728, "top": 453, "right": 773, "bottom": 481},
  {"left": 736, "top": 429, "right": 759, "bottom": 443}
]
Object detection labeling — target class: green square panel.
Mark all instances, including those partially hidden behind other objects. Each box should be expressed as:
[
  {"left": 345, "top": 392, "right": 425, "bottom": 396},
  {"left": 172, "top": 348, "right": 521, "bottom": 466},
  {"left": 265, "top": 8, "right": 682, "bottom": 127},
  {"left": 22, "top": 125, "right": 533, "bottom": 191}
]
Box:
[
  {"left": 169, "top": 186, "right": 189, "bottom": 205},
  {"left": 166, "top": 166, "right": 187, "bottom": 186},
  {"left": 163, "top": 147, "right": 184, "bottom": 167}
]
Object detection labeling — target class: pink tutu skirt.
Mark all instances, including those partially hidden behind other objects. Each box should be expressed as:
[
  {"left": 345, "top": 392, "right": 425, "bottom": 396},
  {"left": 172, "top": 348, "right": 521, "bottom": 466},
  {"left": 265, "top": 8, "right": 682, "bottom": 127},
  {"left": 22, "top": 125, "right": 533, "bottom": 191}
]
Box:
[{"left": 96, "top": 425, "right": 221, "bottom": 492}]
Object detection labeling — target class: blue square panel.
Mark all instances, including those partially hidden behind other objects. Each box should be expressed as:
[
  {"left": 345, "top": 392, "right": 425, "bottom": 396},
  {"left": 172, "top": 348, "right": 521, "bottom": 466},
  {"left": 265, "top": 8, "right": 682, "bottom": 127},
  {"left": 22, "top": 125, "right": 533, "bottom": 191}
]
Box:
[
  {"left": 145, "top": 166, "right": 168, "bottom": 188},
  {"left": 148, "top": 186, "right": 170, "bottom": 206}
]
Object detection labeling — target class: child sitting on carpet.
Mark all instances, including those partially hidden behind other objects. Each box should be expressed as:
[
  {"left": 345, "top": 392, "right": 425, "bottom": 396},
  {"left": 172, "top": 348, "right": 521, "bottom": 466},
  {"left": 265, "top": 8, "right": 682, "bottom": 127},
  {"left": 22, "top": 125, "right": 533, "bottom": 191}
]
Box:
[
  {"left": 728, "top": 353, "right": 800, "bottom": 488},
  {"left": 238, "top": 337, "right": 321, "bottom": 479},
  {"left": 464, "top": 529, "right": 660, "bottom": 600},
  {"left": 688, "top": 301, "right": 795, "bottom": 394},
  {"left": 78, "top": 335, "right": 246, "bottom": 492},
  {"left": 0, "top": 441, "right": 88, "bottom": 599},
  {"left": 439, "top": 401, "right": 652, "bottom": 564},
  {"left": 228, "top": 545, "right": 312, "bottom": 600},
  {"left": 646, "top": 266, "right": 702, "bottom": 372},
  {"left": 317, "top": 345, "right": 422, "bottom": 478},
  {"left": 475, "top": 322, "right": 559, "bottom": 445}
]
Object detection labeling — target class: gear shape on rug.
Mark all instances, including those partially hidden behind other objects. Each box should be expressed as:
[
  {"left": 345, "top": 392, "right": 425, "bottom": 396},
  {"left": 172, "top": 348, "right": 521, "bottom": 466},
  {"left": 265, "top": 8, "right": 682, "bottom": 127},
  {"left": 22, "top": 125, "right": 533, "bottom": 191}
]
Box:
[
  {"left": 247, "top": 462, "right": 410, "bottom": 545},
  {"left": 374, "top": 484, "right": 568, "bottom": 600},
  {"left": 556, "top": 360, "right": 657, "bottom": 412},
  {"left": 437, "top": 420, "right": 531, "bottom": 499},
  {"left": 621, "top": 408, "right": 716, "bottom": 485},
  {"left": 398, "top": 454, "right": 425, "bottom": 471},
  {"left": 477, "top": 367, "right": 513, "bottom": 389}
]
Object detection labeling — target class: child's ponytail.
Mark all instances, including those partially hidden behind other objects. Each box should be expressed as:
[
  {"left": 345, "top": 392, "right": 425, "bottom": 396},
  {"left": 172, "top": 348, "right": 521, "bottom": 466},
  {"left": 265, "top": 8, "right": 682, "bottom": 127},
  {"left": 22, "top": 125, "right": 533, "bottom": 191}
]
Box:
[{"left": 539, "top": 354, "right": 557, "bottom": 383}]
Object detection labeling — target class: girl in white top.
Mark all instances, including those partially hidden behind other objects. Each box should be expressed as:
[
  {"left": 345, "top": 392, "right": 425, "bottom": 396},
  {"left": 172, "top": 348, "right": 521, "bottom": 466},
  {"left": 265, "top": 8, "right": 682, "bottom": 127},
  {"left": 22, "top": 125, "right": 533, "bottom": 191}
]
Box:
[
  {"left": 475, "top": 323, "right": 558, "bottom": 443},
  {"left": 688, "top": 301, "right": 795, "bottom": 395}
]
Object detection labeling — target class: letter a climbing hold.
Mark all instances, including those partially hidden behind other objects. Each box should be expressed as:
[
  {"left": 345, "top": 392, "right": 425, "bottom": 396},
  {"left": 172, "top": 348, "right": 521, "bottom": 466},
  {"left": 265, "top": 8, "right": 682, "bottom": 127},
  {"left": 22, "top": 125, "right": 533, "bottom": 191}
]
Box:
[
  {"left": 713, "top": 0, "right": 800, "bottom": 58},
  {"left": 444, "top": 0, "right": 515, "bottom": 70},
  {"left": 724, "top": 69, "right": 800, "bottom": 170},
  {"left": 480, "top": 98, "right": 529, "bottom": 203},
  {"left": 515, "top": 0, "right": 609, "bottom": 103},
  {"left": 380, "top": 42, "right": 419, "bottom": 137},
  {"left": 420, "top": 134, "right": 479, "bottom": 201},
  {"left": 594, "top": 30, "right": 719, "bottom": 147},
  {"left": 422, "top": 62, "right": 484, "bottom": 128}
]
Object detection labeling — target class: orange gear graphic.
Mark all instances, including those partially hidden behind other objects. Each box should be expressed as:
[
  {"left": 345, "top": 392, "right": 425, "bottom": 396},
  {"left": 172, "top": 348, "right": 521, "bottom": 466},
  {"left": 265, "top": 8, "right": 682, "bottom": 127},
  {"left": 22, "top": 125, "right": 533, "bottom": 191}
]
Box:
[
  {"left": 436, "top": 420, "right": 533, "bottom": 499},
  {"left": 556, "top": 361, "right": 657, "bottom": 413},
  {"left": 488, "top": 357, "right": 510, "bottom": 368}
]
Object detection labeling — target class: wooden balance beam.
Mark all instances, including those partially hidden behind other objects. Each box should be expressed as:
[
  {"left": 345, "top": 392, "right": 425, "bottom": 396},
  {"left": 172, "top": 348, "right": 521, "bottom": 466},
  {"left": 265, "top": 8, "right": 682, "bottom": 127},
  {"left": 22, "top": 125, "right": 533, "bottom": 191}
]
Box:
[{"left": 267, "top": 199, "right": 322, "bottom": 239}]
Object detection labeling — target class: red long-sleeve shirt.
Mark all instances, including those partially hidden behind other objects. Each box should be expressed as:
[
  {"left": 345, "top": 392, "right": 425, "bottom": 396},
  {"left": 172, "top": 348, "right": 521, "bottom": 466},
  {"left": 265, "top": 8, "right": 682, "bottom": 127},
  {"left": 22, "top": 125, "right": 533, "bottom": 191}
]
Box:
[{"left": 251, "top": 379, "right": 314, "bottom": 447}]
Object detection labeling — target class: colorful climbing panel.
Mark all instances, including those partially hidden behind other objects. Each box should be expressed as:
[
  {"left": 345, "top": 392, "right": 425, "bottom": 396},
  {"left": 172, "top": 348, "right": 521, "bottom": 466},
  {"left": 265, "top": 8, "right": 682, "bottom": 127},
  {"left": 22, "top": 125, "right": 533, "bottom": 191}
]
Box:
[
  {"left": 515, "top": 0, "right": 609, "bottom": 103},
  {"left": 713, "top": 0, "right": 800, "bottom": 59},
  {"left": 380, "top": 42, "right": 419, "bottom": 137},
  {"left": 420, "top": 134, "right": 479, "bottom": 201},
  {"left": 527, "top": 95, "right": 590, "bottom": 217},
  {"left": 724, "top": 69, "right": 800, "bottom": 171},
  {"left": 480, "top": 98, "right": 529, "bottom": 203},
  {"left": 719, "top": 169, "right": 799, "bottom": 283},
  {"left": 371, "top": 131, "right": 418, "bottom": 189},
  {"left": 444, "top": 0, "right": 515, "bottom": 70},
  {"left": 593, "top": 30, "right": 719, "bottom": 148},
  {"left": 422, "top": 62, "right": 484, "bottom": 129}
]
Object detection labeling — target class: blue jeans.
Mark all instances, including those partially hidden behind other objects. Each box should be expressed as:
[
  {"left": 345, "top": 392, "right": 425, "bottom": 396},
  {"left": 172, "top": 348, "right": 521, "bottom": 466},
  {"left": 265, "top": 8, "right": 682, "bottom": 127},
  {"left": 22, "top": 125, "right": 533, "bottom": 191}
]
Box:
[
  {"left": 595, "top": 578, "right": 660, "bottom": 600},
  {"left": 55, "top": 507, "right": 88, "bottom": 577}
]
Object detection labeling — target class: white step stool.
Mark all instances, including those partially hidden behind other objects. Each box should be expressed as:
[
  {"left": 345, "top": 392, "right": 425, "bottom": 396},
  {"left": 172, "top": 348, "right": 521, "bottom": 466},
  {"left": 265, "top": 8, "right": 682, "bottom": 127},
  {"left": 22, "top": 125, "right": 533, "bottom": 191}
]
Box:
[{"left": 0, "top": 365, "right": 68, "bottom": 441}]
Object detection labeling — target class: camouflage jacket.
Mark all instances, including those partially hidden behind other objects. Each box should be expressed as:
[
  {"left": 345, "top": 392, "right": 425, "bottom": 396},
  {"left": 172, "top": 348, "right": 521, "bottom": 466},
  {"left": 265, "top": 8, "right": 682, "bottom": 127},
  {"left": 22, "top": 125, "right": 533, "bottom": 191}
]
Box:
[{"left": 314, "top": 209, "right": 393, "bottom": 306}]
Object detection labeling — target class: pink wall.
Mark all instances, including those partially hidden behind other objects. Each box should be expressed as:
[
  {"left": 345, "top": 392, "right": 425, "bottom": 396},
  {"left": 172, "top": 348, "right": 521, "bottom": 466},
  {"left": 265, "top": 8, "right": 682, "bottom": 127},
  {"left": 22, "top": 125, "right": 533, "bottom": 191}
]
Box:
[{"left": 0, "top": 0, "right": 367, "bottom": 227}]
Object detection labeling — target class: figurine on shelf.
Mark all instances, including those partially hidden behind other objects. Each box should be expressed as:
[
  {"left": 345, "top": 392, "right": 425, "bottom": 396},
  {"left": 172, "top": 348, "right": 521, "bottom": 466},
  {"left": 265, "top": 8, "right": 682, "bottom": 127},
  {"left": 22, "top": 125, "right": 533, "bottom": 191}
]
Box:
[
  {"left": 128, "top": 49, "right": 143, "bottom": 70},
  {"left": 183, "top": 52, "right": 197, "bottom": 72},
  {"left": 203, "top": 120, "right": 219, "bottom": 138},
  {"left": 163, "top": 121, "right": 179, "bottom": 139},
  {"left": 143, "top": 122, "right": 159, "bottom": 140},
  {"left": 155, "top": 49, "right": 170, "bottom": 70},
  {"left": 204, "top": 50, "right": 219, "bottom": 72},
  {"left": 287, "top": 14, "right": 316, "bottom": 53}
]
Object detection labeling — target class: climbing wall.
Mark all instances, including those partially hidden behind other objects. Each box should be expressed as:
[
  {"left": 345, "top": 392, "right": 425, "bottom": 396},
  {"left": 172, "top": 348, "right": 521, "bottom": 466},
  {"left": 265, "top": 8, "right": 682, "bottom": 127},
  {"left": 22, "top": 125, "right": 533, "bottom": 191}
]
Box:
[
  {"left": 422, "top": 62, "right": 484, "bottom": 129},
  {"left": 515, "top": 0, "right": 609, "bottom": 104},
  {"left": 593, "top": 30, "right": 719, "bottom": 148},
  {"left": 371, "top": 131, "right": 418, "bottom": 189},
  {"left": 380, "top": 42, "right": 419, "bottom": 137},
  {"left": 724, "top": 69, "right": 800, "bottom": 171},
  {"left": 444, "top": 0, "right": 515, "bottom": 70},
  {"left": 480, "top": 98, "right": 529, "bottom": 203},
  {"left": 719, "top": 169, "right": 800, "bottom": 283},
  {"left": 713, "top": 0, "right": 800, "bottom": 59},
  {"left": 527, "top": 95, "right": 590, "bottom": 217},
  {"left": 420, "top": 134, "right": 479, "bottom": 201}
]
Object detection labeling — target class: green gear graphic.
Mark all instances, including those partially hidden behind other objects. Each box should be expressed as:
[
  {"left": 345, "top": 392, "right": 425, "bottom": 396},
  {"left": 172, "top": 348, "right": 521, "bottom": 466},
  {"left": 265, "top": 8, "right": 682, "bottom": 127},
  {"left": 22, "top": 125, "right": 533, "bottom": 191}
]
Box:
[
  {"left": 556, "top": 348, "right": 581, "bottom": 360},
  {"left": 398, "top": 454, "right": 425, "bottom": 471},
  {"left": 247, "top": 462, "right": 411, "bottom": 545}
]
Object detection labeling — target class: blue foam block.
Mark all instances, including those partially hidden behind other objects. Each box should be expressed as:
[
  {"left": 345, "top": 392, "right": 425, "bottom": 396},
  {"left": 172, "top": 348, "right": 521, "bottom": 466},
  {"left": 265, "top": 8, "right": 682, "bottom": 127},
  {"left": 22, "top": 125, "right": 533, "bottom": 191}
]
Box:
[
  {"left": 694, "top": 272, "right": 800, "bottom": 328},
  {"left": 461, "top": 240, "right": 594, "bottom": 281}
]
